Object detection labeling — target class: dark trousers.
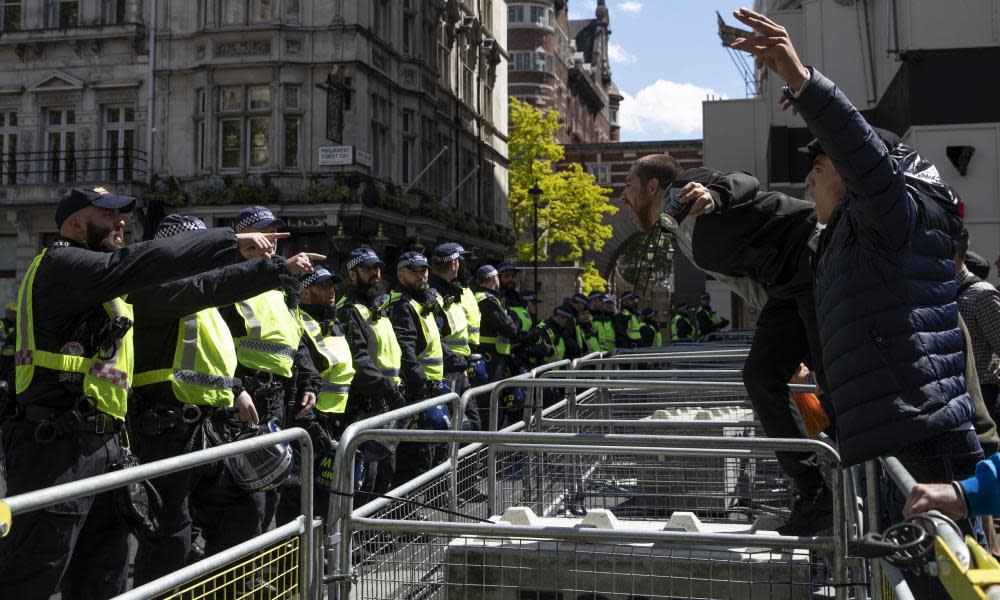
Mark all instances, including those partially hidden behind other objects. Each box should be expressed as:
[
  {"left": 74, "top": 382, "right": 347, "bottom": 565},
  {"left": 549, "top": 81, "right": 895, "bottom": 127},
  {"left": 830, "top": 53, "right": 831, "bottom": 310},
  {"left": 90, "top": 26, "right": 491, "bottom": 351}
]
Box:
[
  {"left": 132, "top": 422, "right": 262, "bottom": 585},
  {"left": 478, "top": 353, "right": 511, "bottom": 431},
  {"left": 0, "top": 419, "right": 129, "bottom": 600},
  {"left": 743, "top": 297, "right": 826, "bottom": 493}
]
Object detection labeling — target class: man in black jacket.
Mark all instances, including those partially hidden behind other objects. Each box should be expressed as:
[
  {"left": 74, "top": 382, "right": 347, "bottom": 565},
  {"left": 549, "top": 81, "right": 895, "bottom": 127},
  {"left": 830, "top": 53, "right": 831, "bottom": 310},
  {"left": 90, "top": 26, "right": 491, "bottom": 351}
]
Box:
[
  {"left": 336, "top": 247, "right": 406, "bottom": 502},
  {"left": 622, "top": 154, "right": 831, "bottom": 535},
  {"left": 474, "top": 265, "right": 528, "bottom": 428},
  {"left": 389, "top": 251, "right": 466, "bottom": 486},
  {"left": 0, "top": 187, "right": 283, "bottom": 599},
  {"left": 128, "top": 215, "right": 321, "bottom": 585},
  {"left": 613, "top": 291, "right": 646, "bottom": 349}
]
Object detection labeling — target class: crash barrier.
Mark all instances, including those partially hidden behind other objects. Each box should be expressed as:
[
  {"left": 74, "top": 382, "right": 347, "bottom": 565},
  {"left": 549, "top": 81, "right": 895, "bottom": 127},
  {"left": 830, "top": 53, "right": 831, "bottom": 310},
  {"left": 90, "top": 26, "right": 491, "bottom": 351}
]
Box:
[
  {"left": 323, "top": 346, "right": 869, "bottom": 600},
  {"left": 0, "top": 427, "right": 316, "bottom": 600}
]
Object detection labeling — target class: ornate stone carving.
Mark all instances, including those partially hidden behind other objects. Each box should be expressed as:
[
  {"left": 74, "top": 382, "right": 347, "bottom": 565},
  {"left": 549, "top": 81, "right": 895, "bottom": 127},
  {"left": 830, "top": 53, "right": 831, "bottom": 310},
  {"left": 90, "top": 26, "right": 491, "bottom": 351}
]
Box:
[
  {"left": 285, "top": 39, "right": 303, "bottom": 55},
  {"left": 214, "top": 40, "right": 272, "bottom": 58}
]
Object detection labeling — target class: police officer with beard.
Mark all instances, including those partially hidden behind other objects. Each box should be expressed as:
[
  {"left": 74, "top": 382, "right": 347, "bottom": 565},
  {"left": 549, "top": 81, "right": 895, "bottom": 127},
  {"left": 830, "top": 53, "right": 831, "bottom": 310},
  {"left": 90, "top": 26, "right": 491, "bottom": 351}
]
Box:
[
  {"left": 0, "top": 187, "right": 283, "bottom": 599},
  {"left": 388, "top": 251, "right": 466, "bottom": 486},
  {"left": 335, "top": 248, "right": 406, "bottom": 503},
  {"left": 127, "top": 215, "right": 321, "bottom": 585}
]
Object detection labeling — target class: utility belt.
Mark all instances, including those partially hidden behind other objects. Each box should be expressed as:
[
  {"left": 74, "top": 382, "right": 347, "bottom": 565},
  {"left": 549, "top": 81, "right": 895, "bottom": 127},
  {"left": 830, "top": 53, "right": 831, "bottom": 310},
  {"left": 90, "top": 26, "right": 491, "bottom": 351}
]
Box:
[
  {"left": 18, "top": 396, "right": 125, "bottom": 444},
  {"left": 239, "top": 368, "right": 287, "bottom": 417},
  {"left": 132, "top": 399, "right": 233, "bottom": 438}
]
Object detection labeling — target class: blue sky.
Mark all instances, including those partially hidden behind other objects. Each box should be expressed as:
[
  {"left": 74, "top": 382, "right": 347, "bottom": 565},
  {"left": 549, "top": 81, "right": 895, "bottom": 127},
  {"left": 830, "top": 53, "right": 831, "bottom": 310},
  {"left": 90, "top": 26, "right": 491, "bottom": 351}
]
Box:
[{"left": 567, "top": 0, "right": 752, "bottom": 141}]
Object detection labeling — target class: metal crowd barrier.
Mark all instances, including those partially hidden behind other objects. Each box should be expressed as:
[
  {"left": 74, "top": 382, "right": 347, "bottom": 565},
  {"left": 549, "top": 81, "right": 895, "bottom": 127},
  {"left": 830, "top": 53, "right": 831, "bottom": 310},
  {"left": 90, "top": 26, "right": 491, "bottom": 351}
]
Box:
[{"left": 0, "top": 427, "right": 316, "bottom": 600}]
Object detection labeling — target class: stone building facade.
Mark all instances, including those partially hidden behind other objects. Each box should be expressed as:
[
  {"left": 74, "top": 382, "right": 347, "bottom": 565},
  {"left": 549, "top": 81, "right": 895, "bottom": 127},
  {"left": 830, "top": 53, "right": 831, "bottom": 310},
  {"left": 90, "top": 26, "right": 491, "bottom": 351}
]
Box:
[
  {"left": 507, "top": 0, "right": 622, "bottom": 144},
  {"left": 0, "top": 0, "right": 511, "bottom": 303}
]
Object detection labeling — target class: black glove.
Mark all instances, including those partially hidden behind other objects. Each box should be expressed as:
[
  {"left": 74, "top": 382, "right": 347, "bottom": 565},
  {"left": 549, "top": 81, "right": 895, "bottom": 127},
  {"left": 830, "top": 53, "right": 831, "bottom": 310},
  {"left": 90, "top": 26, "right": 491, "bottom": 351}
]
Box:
[{"left": 112, "top": 446, "right": 163, "bottom": 537}]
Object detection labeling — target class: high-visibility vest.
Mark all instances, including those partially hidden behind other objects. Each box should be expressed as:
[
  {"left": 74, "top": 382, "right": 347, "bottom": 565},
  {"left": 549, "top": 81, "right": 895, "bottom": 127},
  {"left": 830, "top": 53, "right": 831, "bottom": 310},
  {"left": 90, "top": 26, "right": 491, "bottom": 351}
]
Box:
[
  {"left": 460, "top": 287, "right": 481, "bottom": 346},
  {"left": 437, "top": 294, "right": 471, "bottom": 357},
  {"left": 233, "top": 290, "right": 301, "bottom": 378},
  {"left": 390, "top": 292, "right": 444, "bottom": 381},
  {"left": 618, "top": 309, "right": 644, "bottom": 343},
  {"left": 595, "top": 318, "right": 616, "bottom": 351},
  {"left": 133, "top": 308, "right": 238, "bottom": 407},
  {"left": 640, "top": 321, "right": 664, "bottom": 348},
  {"left": 671, "top": 314, "right": 697, "bottom": 341},
  {"left": 538, "top": 321, "right": 565, "bottom": 362},
  {"left": 583, "top": 325, "right": 603, "bottom": 354},
  {"left": 15, "top": 250, "right": 133, "bottom": 420},
  {"left": 299, "top": 310, "right": 356, "bottom": 413},
  {"left": 509, "top": 305, "right": 533, "bottom": 334},
  {"left": 474, "top": 291, "right": 511, "bottom": 356},
  {"left": 354, "top": 302, "right": 402, "bottom": 386},
  {"left": 697, "top": 305, "right": 724, "bottom": 327},
  {"left": 0, "top": 320, "right": 14, "bottom": 358}
]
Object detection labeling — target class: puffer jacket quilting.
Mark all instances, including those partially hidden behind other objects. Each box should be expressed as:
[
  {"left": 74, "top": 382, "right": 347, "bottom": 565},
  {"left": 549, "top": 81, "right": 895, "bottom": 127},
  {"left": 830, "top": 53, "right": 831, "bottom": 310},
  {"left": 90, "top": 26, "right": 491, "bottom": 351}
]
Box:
[{"left": 792, "top": 68, "right": 972, "bottom": 466}]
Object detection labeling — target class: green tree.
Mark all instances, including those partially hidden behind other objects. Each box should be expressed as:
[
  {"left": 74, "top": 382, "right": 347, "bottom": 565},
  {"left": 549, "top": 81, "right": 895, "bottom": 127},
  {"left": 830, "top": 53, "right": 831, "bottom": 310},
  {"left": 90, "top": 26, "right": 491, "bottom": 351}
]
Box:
[{"left": 508, "top": 98, "right": 618, "bottom": 285}]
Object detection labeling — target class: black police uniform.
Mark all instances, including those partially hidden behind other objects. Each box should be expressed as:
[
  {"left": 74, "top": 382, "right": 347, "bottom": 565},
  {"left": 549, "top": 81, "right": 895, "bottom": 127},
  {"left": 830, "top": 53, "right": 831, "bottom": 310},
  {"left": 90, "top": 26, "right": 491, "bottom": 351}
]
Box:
[
  {"left": 128, "top": 257, "right": 289, "bottom": 585},
  {"left": 217, "top": 286, "right": 322, "bottom": 531},
  {"left": 0, "top": 229, "right": 243, "bottom": 600},
  {"left": 388, "top": 286, "right": 466, "bottom": 486},
  {"left": 337, "top": 286, "right": 407, "bottom": 504},
  {"left": 474, "top": 286, "right": 529, "bottom": 428}
]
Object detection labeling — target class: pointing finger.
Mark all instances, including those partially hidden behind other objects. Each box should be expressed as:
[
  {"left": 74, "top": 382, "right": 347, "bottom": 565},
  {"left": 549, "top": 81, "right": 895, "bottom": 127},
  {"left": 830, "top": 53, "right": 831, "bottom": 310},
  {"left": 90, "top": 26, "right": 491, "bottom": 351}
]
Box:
[
  {"left": 304, "top": 253, "right": 327, "bottom": 261},
  {"left": 266, "top": 232, "right": 291, "bottom": 240}
]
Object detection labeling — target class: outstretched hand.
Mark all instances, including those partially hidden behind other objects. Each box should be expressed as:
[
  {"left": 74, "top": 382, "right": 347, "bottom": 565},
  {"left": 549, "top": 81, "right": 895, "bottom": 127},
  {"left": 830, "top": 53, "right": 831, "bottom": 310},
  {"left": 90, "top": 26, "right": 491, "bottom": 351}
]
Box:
[
  {"left": 237, "top": 232, "right": 290, "bottom": 261},
  {"left": 284, "top": 252, "right": 328, "bottom": 275},
  {"left": 730, "top": 7, "right": 810, "bottom": 93}
]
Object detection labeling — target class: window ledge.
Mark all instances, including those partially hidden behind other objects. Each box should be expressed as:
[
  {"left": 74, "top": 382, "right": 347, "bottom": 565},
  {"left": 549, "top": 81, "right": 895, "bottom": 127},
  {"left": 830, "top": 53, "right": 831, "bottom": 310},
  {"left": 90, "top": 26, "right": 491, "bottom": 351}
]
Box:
[{"left": 0, "top": 23, "right": 142, "bottom": 45}]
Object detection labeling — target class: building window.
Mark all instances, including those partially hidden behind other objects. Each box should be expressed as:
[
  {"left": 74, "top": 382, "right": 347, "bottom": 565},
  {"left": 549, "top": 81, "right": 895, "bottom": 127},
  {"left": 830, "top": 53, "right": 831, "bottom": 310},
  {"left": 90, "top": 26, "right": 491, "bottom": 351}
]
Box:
[
  {"left": 217, "top": 85, "right": 272, "bottom": 171},
  {"left": 609, "top": 106, "right": 619, "bottom": 124},
  {"left": 588, "top": 164, "right": 610, "bottom": 184},
  {"left": 1, "top": 0, "right": 22, "bottom": 32},
  {"left": 370, "top": 93, "right": 390, "bottom": 178},
  {"left": 103, "top": 107, "right": 136, "bottom": 181},
  {"left": 283, "top": 84, "right": 301, "bottom": 168},
  {"left": 285, "top": 0, "right": 299, "bottom": 20},
  {"left": 508, "top": 4, "right": 552, "bottom": 27},
  {"left": 509, "top": 51, "right": 553, "bottom": 73},
  {"left": 45, "top": 109, "right": 76, "bottom": 183},
  {"left": 437, "top": 132, "right": 451, "bottom": 196},
  {"left": 220, "top": 0, "right": 271, "bottom": 26},
  {"left": 373, "top": 0, "right": 389, "bottom": 40},
  {"left": 420, "top": 116, "right": 435, "bottom": 194},
  {"left": 102, "top": 0, "right": 126, "bottom": 25},
  {"left": 47, "top": 0, "right": 78, "bottom": 28},
  {"left": 508, "top": 5, "right": 523, "bottom": 23},
  {"left": 481, "top": 0, "right": 493, "bottom": 31},
  {"left": 194, "top": 89, "right": 208, "bottom": 171},
  {"left": 401, "top": 110, "right": 414, "bottom": 184},
  {"left": 402, "top": 5, "right": 415, "bottom": 56},
  {"left": 0, "top": 112, "right": 16, "bottom": 185}
]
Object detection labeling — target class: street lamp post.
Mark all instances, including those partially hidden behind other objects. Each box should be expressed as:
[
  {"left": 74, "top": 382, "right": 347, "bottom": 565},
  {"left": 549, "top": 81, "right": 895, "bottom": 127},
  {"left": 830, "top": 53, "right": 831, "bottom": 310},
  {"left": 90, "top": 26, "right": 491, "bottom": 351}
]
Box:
[{"left": 529, "top": 182, "right": 543, "bottom": 300}]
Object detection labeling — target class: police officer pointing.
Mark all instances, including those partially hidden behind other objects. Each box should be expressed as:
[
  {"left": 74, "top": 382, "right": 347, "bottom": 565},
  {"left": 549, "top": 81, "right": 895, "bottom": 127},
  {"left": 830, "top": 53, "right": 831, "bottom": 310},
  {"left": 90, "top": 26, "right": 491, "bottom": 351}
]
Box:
[{"left": 0, "top": 187, "right": 283, "bottom": 599}]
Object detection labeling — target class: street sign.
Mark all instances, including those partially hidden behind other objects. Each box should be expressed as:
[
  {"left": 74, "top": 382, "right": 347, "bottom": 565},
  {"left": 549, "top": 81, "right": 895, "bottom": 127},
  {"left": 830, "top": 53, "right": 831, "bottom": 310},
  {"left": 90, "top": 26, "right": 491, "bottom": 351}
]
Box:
[
  {"left": 319, "top": 146, "right": 352, "bottom": 165},
  {"left": 356, "top": 150, "right": 373, "bottom": 168}
]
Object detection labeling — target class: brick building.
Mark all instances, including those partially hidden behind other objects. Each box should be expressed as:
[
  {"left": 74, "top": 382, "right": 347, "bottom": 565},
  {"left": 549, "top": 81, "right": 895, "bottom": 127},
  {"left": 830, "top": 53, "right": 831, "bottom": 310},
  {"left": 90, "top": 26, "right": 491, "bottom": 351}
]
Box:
[{"left": 507, "top": 0, "right": 622, "bottom": 143}]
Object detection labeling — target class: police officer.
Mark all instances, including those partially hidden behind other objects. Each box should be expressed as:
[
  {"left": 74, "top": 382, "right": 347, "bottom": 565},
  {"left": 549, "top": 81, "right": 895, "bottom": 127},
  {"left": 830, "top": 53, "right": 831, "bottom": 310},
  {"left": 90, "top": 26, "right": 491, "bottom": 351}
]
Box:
[
  {"left": 276, "top": 265, "right": 356, "bottom": 524},
  {"left": 0, "top": 187, "right": 283, "bottom": 599},
  {"left": 336, "top": 247, "right": 406, "bottom": 503},
  {"left": 671, "top": 304, "right": 699, "bottom": 342},
  {"left": 695, "top": 292, "right": 730, "bottom": 336},
  {"left": 128, "top": 215, "right": 319, "bottom": 585},
  {"left": 613, "top": 291, "right": 646, "bottom": 349},
  {"left": 389, "top": 251, "right": 465, "bottom": 486},
  {"left": 578, "top": 308, "right": 604, "bottom": 354},
  {"left": 218, "top": 205, "right": 323, "bottom": 530},
  {"left": 591, "top": 294, "right": 616, "bottom": 351},
  {"left": 429, "top": 243, "right": 474, "bottom": 389},
  {"left": 640, "top": 308, "right": 665, "bottom": 347},
  {"left": 473, "top": 265, "right": 530, "bottom": 428},
  {"left": 568, "top": 293, "right": 592, "bottom": 357}
]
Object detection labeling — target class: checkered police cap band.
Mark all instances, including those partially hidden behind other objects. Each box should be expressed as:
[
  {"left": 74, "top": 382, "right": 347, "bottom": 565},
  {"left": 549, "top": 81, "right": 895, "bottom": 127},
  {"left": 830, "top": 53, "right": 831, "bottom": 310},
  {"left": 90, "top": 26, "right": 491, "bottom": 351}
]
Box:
[
  {"left": 300, "top": 272, "right": 322, "bottom": 288},
  {"left": 155, "top": 218, "right": 207, "bottom": 239},
  {"left": 398, "top": 254, "right": 427, "bottom": 269},
  {"left": 234, "top": 209, "right": 275, "bottom": 233},
  {"left": 346, "top": 250, "right": 380, "bottom": 271}
]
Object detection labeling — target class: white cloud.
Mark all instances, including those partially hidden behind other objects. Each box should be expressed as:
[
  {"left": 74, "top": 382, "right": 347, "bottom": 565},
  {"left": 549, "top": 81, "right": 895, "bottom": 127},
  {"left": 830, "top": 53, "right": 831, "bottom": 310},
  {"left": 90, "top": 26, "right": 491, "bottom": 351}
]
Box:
[
  {"left": 607, "top": 42, "right": 636, "bottom": 65},
  {"left": 617, "top": 1, "right": 643, "bottom": 13},
  {"left": 568, "top": 0, "right": 597, "bottom": 19},
  {"left": 619, "top": 80, "right": 727, "bottom": 140}
]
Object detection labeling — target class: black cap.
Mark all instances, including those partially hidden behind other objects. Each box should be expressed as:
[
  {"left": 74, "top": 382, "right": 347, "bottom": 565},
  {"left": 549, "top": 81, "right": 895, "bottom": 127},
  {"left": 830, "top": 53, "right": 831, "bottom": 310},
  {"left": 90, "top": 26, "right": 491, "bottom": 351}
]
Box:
[
  {"left": 522, "top": 291, "right": 540, "bottom": 303},
  {"left": 553, "top": 304, "right": 575, "bottom": 319},
  {"left": 799, "top": 126, "right": 902, "bottom": 162},
  {"left": 700, "top": 292, "right": 711, "bottom": 301},
  {"left": 55, "top": 186, "right": 136, "bottom": 228},
  {"left": 300, "top": 265, "right": 342, "bottom": 287},
  {"left": 621, "top": 291, "right": 637, "bottom": 302},
  {"left": 476, "top": 265, "right": 499, "bottom": 282},
  {"left": 641, "top": 307, "right": 656, "bottom": 318},
  {"left": 233, "top": 206, "right": 286, "bottom": 233},
  {"left": 431, "top": 242, "right": 469, "bottom": 262},
  {"left": 571, "top": 293, "right": 588, "bottom": 305},
  {"left": 588, "top": 291, "right": 604, "bottom": 300},
  {"left": 496, "top": 262, "right": 518, "bottom": 274},
  {"left": 346, "top": 247, "right": 385, "bottom": 270},
  {"left": 155, "top": 214, "right": 207, "bottom": 239},
  {"left": 397, "top": 251, "right": 429, "bottom": 271}
]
